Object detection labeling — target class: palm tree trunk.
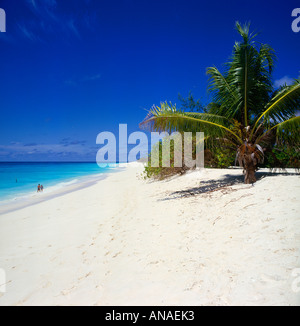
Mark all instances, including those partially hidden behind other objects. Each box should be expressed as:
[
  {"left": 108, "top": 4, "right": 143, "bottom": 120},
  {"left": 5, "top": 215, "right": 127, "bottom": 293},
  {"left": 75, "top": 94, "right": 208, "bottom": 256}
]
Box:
[{"left": 244, "top": 159, "right": 256, "bottom": 184}]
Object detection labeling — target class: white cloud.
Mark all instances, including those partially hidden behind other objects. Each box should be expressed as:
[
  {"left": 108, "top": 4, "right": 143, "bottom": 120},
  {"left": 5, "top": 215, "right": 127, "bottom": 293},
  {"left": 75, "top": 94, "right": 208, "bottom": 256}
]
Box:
[
  {"left": 21, "top": 0, "right": 86, "bottom": 42},
  {"left": 0, "top": 143, "right": 90, "bottom": 156},
  {"left": 274, "top": 76, "right": 295, "bottom": 88},
  {"left": 67, "top": 19, "right": 81, "bottom": 39},
  {"left": 83, "top": 74, "right": 101, "bottom": 82},
  {"left": 64, "top": 73, "right": 101, "bottom": 87},
  {"left": 64, "top": 79, "right": 78, "bottom": 87}
]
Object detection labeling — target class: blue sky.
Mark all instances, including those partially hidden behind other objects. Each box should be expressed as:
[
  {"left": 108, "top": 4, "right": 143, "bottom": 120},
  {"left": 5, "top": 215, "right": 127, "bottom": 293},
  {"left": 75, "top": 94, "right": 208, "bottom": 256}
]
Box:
[{"left": 0, "top": 0, "right": 299, "bottom": 161}]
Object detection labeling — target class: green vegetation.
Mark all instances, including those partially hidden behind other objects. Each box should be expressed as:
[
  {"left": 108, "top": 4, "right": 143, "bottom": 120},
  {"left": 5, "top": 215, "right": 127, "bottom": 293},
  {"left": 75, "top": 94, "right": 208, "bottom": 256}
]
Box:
[
  {"left": 264, "top": 145, "right": 300, "bottom": 169},
  {"left": 140, "top": 22, "right": 300, "bottom": 183}
]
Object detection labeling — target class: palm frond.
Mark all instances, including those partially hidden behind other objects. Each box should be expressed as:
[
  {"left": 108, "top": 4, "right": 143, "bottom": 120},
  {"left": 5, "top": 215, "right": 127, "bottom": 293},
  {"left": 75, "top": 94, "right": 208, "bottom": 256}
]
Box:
[
  {"left": 255, "top": 116, "right": 300, "bottom": 146},
  {"left": 182, "top": 111, "right": 232, "bottom": 126},
  {"left": 274, "top": 115, "right": 300, "bottom": 145},
  {"left": 207, "top": 23, "right": 275, "bottom": 126},
  {"left": 258, "top": 43, "right": 276, "bottom": 74},
  {"left": 206, "top": 66, "right": 238, "bottom": 111},
  {"left": 139, "top": 102, "right": 243, "bottom": 144},
  {"left": 235, "top": 21, "right": 257, "bottom": 44},
  {"left": 251, "top": 80, "right": 300, "bottom": 138}
]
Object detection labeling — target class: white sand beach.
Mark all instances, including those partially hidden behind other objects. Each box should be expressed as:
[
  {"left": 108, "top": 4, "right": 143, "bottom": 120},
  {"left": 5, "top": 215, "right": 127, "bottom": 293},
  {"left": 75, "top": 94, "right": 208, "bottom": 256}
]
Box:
[{"left": 0, "top": 163, "right": 299, "bottom": 306}]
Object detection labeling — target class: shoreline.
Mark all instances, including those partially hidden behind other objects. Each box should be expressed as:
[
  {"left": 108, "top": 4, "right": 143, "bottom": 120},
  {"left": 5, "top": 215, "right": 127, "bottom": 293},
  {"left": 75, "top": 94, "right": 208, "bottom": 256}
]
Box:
[
  {"left": 0, "top": 164, "right": 299, "bottom": 305},
  {"left": 0, "top": 165, "right": 125, "bottom": 215},
  {"left": 0, "top": 165, "right": 297, "bottom": 216}
]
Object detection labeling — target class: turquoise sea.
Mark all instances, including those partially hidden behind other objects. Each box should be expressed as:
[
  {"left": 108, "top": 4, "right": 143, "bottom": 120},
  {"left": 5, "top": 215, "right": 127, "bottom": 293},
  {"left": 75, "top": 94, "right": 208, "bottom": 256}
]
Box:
[{"left": 0, "top": 162, "right": 115, "bottom": 204}]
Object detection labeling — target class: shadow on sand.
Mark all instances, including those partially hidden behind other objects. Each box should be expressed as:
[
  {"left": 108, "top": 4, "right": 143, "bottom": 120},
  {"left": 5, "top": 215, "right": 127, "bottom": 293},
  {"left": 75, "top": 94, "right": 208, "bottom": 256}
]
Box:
[{"left": 160, "top": 170, "right": 299, "bottom": 200}]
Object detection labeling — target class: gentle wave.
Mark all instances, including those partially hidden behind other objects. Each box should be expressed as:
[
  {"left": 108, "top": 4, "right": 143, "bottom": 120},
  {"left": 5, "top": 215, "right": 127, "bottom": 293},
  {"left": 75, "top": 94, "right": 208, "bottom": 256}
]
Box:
[{"left": 0, "top": 162, "right": 120, "bottom": 206}]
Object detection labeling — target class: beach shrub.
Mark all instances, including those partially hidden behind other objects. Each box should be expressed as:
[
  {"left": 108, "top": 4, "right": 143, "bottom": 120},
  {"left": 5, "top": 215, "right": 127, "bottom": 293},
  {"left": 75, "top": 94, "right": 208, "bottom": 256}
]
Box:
[
  {"left": 143, "top": 136, "right": 193, "bottom": 180},
  {"left": 209, "top": 147, "right": 236, "bottom": 168},
  {"left": 143, "top": 137, "right": 238, "bottom": 180},
  {"left": 143, "top": 143, "right": 300, "bottom": 180},
  {"left": 263, "top": 145, "right": 300, "bottom": 169}
]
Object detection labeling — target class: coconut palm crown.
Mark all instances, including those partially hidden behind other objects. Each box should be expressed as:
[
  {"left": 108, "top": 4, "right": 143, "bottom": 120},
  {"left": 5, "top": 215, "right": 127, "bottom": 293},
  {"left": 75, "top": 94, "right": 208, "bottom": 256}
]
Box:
[{"left": 140, "top": 22, "right": 300, "bottom": 184}]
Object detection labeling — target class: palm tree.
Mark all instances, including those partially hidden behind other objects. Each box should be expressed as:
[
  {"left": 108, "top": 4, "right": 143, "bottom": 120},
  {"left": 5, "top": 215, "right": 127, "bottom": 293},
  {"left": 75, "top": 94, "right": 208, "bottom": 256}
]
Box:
[{"left": 140, "top": 22, "right": 300, "bottom": 184}]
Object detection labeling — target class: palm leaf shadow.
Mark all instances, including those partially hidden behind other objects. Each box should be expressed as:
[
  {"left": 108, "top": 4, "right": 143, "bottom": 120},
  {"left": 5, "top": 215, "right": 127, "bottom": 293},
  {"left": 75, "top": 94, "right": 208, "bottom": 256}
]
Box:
[{"left": 160, "top": 171, "right": 299, "bottom": 200}]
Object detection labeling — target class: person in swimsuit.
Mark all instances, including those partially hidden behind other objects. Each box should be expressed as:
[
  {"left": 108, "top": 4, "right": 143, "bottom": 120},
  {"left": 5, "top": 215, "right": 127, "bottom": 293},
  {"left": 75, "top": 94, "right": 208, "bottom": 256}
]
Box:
[
  {"left": 37, "top": 184, "right": 40, "bottom": 192},
  {"left": 40, "top": 185, "right": 44, "bottom": 192}
]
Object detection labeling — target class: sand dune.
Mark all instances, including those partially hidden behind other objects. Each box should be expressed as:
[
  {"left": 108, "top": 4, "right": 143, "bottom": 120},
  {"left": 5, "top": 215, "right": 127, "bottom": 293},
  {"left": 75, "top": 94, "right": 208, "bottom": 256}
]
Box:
[{"left": 0, "top": 164, "right": 299, "bottom": 305}]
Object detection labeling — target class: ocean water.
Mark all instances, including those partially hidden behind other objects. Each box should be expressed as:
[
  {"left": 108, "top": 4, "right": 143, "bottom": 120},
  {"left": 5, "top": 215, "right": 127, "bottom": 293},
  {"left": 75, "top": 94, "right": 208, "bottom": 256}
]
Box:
[{"left": 0, "top": 162, "right": 116, "bottom": 204}]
